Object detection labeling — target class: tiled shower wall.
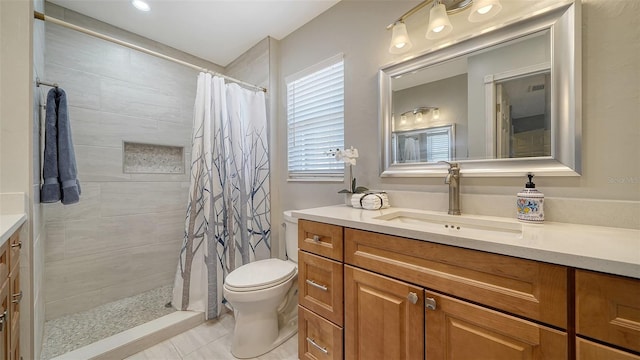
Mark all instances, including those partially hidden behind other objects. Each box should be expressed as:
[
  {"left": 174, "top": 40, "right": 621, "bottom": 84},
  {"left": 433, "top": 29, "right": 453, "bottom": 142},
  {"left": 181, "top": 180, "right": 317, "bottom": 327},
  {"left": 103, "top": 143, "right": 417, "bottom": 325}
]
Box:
[{"left": 42, "top": 4, "right": 221, "bottom": 320}]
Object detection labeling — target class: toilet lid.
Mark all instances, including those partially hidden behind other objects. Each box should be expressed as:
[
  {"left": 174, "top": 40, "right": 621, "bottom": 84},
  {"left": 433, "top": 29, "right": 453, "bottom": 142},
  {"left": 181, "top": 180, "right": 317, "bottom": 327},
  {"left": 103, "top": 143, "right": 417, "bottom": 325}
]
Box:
[{"left": 225, "top": 258, "right": 297, "bottom": 292}]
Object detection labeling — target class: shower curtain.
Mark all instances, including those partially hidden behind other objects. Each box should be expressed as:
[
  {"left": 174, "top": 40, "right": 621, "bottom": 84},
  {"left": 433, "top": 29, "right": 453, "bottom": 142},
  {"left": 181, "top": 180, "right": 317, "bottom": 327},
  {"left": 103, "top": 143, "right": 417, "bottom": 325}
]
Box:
[{"left": 172, "top": 73, "right": 271, "bottom": 320}]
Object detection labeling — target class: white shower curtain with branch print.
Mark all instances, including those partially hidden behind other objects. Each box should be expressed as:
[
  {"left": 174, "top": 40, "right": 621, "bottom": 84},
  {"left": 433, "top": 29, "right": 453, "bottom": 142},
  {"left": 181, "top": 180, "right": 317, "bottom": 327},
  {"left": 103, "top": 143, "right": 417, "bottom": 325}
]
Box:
[{"left": 172, "top": 73, "right": 270, "bottom": 320}]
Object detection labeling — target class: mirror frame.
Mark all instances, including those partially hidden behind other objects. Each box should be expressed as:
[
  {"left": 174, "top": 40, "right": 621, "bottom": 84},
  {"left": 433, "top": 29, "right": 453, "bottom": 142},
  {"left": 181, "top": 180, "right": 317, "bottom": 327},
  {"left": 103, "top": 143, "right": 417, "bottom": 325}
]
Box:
[{"left": 379, "top": 2, "right": 581, "bottom": 177}]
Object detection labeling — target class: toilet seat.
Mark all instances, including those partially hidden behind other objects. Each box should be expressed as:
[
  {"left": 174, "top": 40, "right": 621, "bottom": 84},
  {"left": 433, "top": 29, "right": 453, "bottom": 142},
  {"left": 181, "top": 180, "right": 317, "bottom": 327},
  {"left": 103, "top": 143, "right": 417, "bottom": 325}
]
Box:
[{"left": 225, "top": 258, "right": 297, "bottom": 292}]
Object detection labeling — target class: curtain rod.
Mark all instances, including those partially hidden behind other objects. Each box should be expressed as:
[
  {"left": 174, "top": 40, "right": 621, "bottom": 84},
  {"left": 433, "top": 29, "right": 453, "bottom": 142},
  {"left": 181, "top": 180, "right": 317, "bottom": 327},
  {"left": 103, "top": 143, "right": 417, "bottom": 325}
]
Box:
[{"left": 33, "top": 11, "right": 267, "bottom": 93}]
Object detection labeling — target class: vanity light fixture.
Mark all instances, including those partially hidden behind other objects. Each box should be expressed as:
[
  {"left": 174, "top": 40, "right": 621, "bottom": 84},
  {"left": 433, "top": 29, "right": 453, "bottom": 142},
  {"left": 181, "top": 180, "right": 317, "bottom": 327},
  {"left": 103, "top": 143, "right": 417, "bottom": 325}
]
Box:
[
  {"left": 387, "top": 0, "right": 502, "bottom": 53},
  {"left": 389, "top": 21, "right": 413, "bottom": 54},
  {"left": 426, "top": 1, "right": 453, "bottom": 39},
  {"left": 400, "top": 106, "right": 439, "bottom": 124},
  {"left": 132, "top": 0, "right": 151, "bottom": 12}
]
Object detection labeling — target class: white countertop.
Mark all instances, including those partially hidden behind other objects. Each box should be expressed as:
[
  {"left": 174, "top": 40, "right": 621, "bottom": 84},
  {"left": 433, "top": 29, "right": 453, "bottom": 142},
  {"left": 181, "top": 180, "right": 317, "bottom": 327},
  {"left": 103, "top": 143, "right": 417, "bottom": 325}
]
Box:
[
  {"left": 292, "top": 205, "right": 640, "bottom": 279},
  {"left": 0, "top": 213, "right": 27, "bottom": 246}
]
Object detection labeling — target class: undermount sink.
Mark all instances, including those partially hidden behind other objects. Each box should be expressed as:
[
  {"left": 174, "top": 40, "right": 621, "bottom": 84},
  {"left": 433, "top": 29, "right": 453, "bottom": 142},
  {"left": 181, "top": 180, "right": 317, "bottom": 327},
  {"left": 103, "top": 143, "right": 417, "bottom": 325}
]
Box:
[{"left": 373, "top": 210, "right": 523, "bottom": 238}]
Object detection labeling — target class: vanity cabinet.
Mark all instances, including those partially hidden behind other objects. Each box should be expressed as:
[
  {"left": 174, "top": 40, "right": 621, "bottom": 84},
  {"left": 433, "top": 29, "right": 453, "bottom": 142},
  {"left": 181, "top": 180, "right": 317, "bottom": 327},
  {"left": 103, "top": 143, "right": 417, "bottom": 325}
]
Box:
[
  {"left": 298, "top": 220, "right": 344, "bottom": 360},
  {"left": 297, "top": 217, "right": 640, "bottom": 360},
  {"left": 0, "top": 227, "right": 21, "bottom": 360},
  {"left": 575, "top": 270, "right": 640, "bottom": 359}
]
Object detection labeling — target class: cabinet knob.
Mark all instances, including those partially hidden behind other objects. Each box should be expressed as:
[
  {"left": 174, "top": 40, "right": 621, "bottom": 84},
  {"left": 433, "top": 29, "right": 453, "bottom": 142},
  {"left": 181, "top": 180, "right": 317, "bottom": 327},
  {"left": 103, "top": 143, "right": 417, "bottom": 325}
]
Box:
[
  {"left": 312, "top": 235, "right": 321, "bottom": 242},
  {"left": 425, "top": 297, "right": 437, "bottom": 310},
  {"left": 407, "top": 292, "right": 418, "bottom": 304}
]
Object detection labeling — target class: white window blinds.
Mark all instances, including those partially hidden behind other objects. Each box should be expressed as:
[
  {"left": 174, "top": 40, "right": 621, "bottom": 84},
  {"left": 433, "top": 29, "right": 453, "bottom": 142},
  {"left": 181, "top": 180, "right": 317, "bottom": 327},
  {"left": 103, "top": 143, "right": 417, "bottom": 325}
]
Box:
[{"left": 287, "top": 54, "right": 344, "bottom": 178}]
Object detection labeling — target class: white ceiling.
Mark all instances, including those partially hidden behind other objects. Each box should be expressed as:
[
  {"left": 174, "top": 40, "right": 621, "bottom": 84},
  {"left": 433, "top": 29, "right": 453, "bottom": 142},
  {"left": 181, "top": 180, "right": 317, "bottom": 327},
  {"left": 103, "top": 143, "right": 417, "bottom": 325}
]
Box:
[{"left": 48, "top": 0, "right": 340, "bottom": 67}]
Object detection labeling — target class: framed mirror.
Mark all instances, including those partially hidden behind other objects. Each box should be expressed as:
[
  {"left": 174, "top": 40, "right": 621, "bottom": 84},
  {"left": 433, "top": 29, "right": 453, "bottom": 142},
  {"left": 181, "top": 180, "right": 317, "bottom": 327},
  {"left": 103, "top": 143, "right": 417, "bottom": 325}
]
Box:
[{"left": 379, "top": 2, "right": 581, "bottom": 177}]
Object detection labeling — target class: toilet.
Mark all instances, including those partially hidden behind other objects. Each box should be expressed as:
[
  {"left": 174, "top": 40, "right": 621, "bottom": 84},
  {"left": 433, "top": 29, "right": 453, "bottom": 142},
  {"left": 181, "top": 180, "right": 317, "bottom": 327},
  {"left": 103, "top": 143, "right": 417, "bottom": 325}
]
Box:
[{"left": 223, "top": 211, "right": 299, "bottom": 359}]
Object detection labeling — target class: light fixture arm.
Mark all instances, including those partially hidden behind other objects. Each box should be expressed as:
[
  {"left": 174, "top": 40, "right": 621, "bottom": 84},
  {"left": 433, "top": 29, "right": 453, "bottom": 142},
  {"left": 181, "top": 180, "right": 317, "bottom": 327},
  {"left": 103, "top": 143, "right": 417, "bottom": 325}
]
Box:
[{"left": 386, "top": 0, "right": 433, "bottom": 30}]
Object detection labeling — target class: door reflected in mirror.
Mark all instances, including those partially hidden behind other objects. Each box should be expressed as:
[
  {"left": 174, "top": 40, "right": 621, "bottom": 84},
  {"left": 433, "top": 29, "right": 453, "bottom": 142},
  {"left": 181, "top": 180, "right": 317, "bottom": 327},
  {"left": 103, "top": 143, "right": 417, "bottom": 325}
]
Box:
[{"left": 494, "top": 71, "right": 551, "bottom": 159}]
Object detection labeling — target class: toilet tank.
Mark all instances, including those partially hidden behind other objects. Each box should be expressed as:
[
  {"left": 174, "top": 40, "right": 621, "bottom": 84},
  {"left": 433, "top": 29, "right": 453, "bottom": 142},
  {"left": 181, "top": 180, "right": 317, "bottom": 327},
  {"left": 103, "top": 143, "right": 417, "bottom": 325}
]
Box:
[{"left": 283, "top": 211, "right": 298, "bottom": 263}]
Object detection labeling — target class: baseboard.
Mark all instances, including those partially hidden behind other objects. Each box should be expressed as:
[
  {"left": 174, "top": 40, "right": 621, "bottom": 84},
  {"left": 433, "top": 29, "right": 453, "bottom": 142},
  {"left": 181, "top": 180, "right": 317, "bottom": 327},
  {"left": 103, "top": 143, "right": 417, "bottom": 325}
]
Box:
[{"left": 51, "top": 311, "right": 204, "bottom": 360}]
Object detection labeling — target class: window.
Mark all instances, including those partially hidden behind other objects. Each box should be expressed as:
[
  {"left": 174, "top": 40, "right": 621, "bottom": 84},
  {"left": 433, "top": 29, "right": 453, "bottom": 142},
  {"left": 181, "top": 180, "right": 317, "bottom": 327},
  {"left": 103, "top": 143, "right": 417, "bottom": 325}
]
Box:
[
  {"left": 287, "top": 54, "right": 344, "bottom": 179},
  {"left": 393, "top": 124, "right": 455, "bottom": 163}
]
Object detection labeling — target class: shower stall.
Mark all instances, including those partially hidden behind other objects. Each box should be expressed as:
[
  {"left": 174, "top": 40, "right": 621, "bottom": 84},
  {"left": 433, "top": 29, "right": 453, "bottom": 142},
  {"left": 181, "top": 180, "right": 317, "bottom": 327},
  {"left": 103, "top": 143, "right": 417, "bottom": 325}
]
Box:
[{"left": 36, "top": 3, "right": 271, "bottom": 358}]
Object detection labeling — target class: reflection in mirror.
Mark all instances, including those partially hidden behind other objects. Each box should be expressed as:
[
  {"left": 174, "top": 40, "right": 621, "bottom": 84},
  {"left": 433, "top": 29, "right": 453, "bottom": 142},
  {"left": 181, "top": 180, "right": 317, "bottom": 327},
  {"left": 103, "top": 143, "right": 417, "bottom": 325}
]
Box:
[
  {"left": 390, "top": 30, "right": 549, "bottom": 164},
  {"left": 379, "top": 2, "right": 581, "bottom": 177},
  {"left": 492, "top": 70, "right": 551, "bottom": 159}
]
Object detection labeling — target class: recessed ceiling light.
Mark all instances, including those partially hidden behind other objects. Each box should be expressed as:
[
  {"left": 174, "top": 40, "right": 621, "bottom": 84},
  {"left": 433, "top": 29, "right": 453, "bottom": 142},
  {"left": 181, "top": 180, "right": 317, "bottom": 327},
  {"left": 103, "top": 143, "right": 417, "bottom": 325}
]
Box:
[{"left": 132, "top": 0, "right": 150, "bottom": 12}]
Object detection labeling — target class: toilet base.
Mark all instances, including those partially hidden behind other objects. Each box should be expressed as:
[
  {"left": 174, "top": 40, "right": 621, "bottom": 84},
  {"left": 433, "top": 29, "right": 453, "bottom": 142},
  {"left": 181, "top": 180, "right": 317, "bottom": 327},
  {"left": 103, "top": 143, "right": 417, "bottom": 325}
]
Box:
[{"left": 230, "top": 309, "right": 298, "bottom": 359}]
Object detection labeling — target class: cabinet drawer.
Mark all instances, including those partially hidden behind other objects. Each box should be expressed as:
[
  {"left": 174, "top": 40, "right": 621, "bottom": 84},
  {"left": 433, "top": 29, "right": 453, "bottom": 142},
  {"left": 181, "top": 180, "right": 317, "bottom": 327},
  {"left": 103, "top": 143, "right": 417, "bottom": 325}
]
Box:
[
  {"left": 298, "top": 220, "right": 343, "bottom": 261},
  {"left": 298, "top": 306, "right": 342, "bottom": 360},
  {"left": 576, "top": 270, "right": 640, "bottom": 353},
  {"left": 426, "top": 290, "right": 567, "bottom": 359},
  {"left": 577, "top": 337, "right": 640, "bottom": 360},
  {"left": 299, "top": 251, "right": 343, "bottom": 326},
  {"left": 345, "top": 228, "right": 568, "bottom": 328}
]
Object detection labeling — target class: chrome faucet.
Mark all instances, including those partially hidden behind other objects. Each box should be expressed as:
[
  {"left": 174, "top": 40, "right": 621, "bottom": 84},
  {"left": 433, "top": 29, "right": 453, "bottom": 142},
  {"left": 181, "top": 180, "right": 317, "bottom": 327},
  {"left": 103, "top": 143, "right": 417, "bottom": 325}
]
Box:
[{"left": 439, "top": 161, "right": 461, "bottom": 215}]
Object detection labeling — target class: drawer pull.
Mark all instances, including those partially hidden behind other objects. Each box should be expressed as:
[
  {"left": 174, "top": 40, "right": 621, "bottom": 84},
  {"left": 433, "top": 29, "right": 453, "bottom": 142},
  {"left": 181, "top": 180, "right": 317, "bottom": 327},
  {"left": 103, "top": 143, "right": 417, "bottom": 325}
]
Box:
[
  {"left": 425, "top": 297, "right": 437, "bottom": 311},
  {"left": 312, "top": 235, "right": 321, "bottom": 243},
  {"left": 11, "top": 241, "right": 21, "bottom": 249},
  {"left": 306, "top": 279, "right": 328, "bottom": 292},
  {"left": 306, "top": 337, "right": 329, "bottom": 354},
  {"left": 0, "top": 310, "right": 6, "bottom": 331},
  {"left": 12, "top": 291, "right": 22, "bottom": 304},
  {"left": 407, "top": 292, "right": 418, "bottom": 304}
]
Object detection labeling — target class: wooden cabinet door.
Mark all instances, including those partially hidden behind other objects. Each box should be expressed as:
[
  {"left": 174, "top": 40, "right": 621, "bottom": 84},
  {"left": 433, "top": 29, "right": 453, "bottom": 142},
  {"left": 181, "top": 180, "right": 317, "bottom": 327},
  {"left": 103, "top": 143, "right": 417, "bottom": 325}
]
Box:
[
  {"left": 577, "top": 338, "right": 640, "bottom": 360},
  {"left": 576, "top": 270, "right": 640, "bottom": 353},
  {"left": 345, "top": 266, "right": 424, "bottom": 360},
  {"left": 425, "top": 291, "right": 567, "bottom": 360}
]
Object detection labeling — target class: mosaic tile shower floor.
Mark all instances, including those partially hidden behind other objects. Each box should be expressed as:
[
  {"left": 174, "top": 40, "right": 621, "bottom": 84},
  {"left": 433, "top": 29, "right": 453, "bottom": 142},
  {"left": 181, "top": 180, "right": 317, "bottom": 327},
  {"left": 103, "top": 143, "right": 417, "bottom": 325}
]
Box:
[{"left": 41, "top": 285, "right": 175, "bottom": 359}]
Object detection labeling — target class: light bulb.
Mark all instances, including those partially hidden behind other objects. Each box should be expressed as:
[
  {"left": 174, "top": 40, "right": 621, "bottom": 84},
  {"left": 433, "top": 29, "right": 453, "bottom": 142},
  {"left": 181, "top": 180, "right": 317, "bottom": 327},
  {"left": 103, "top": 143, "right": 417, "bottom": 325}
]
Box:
[
  {"left": 415, "top": 112, "right": 423, "bottom": 122},
  {"left": 478, "top": 5, "right": 493, "bottom": 14},
  {"left": 468, "top": 0, "right": 502, "bottom": 22},
  {"left": 433, "top": 25, "right": 445, "bottom": 33}
]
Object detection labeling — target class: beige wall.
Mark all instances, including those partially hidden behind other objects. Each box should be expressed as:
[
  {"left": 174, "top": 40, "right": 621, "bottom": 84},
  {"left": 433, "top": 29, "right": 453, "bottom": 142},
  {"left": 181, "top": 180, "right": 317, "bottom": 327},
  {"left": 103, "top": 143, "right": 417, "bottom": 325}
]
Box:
[
  {"left": 276, "top": 0, "right": 640, "bottom": 220},
  {"left": 0, "top": 0, "right": 36, "bottom": 358}
]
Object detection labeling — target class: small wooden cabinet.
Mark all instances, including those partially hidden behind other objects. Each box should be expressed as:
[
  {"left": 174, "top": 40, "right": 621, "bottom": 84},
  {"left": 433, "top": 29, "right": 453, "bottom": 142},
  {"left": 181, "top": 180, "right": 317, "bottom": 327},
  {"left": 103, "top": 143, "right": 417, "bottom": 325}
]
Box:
[{"left": 0, "top": 227, "right": 21, "bottom": 360}]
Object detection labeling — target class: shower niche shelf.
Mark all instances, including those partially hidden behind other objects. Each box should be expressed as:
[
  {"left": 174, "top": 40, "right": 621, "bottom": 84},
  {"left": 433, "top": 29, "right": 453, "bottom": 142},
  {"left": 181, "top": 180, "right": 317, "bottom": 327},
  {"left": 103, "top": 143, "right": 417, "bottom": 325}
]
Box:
[{"left": 123, "top": 142, "right": 185, "bottom": 174}]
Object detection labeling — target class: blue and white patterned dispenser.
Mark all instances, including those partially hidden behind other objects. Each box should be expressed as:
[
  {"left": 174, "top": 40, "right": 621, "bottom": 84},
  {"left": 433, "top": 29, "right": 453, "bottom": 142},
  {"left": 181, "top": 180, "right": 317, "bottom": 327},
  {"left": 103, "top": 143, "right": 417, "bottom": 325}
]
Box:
[{"left": 517, "top": 173, "right": 544, "bottom": 222}]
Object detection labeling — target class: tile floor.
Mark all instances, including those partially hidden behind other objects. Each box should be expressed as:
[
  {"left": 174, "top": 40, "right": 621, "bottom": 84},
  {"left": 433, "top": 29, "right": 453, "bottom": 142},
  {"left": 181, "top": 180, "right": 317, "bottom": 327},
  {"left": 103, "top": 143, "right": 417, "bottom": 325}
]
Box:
[
  {"left": 125, "top": 311, "right": 298, "bottom": 360},
  {"left": 42, "top": 285, "right": 175, "bottom": 359}
]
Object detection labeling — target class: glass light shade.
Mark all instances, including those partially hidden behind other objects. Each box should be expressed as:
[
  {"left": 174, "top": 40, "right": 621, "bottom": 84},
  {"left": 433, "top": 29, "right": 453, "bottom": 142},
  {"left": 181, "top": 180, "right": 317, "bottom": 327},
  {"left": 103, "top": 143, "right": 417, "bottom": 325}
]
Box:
[
  {"left": 415, "top": 112, "right": 423, "bottom": 122},
  {"left": 468, "top": 0, "right": 502, "bottom": 22},
  {"left": 426, "top": 3, "right": 453, "bottom": 39},
  {"left": 389, "top": 22, "right": 413, "bottom": 54},
  {"left": 433, "top": 108, "right": 440, "bottom": 120}
]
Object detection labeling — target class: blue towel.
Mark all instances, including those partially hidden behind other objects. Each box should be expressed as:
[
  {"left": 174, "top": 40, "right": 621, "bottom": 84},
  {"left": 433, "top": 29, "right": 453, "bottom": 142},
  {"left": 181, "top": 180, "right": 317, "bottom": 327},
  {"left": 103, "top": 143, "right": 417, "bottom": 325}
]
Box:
[{"left": 41, "top": 87, "right": 81, "bottom": 205}]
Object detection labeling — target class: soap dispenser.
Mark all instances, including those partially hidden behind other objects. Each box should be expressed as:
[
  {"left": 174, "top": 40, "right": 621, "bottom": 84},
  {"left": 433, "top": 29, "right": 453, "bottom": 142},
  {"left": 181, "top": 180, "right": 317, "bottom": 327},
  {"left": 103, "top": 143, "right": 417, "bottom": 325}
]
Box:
[{"left": 517, "top": 173, "right": 544, "bottom": 222}]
